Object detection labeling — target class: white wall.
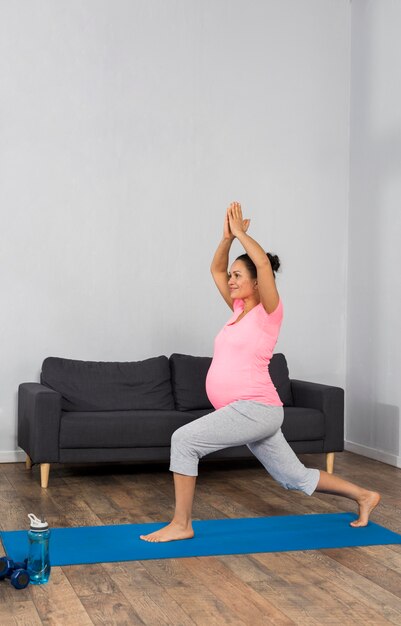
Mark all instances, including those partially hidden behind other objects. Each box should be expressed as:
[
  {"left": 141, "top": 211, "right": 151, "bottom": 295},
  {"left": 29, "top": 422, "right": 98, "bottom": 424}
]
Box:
[
  {"left": 0, "top": 0, "right": 350, "bottom": 460},
  {"left": 345, "top": 0, "right": 401, "bottom": 467}
]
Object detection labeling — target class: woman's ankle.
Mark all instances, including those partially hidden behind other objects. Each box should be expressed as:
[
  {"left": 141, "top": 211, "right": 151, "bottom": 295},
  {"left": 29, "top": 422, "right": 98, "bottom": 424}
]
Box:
[{"left": 171, "top": 516, "right": 192, "bottom": 529}]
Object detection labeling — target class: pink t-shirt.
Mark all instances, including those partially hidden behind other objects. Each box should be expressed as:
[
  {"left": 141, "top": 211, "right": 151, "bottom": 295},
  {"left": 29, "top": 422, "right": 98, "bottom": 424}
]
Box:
[{"left": 205, "top": 298, "right": 283, "bottom": 410}]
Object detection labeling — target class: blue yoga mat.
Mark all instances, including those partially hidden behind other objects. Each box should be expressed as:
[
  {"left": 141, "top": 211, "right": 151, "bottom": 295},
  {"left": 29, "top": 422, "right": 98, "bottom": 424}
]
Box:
[{"left": 1, "top": 513, "right": 400, "bottom": 565}]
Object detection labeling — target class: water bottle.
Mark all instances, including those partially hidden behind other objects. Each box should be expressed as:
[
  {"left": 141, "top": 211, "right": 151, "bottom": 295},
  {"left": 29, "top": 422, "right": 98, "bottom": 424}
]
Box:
[{"left": 27, "top": 513, "right": 51, "bottom": 584}]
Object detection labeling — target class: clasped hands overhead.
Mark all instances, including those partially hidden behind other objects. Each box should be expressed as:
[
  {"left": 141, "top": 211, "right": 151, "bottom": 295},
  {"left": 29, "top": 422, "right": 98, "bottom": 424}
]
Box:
[{"left": 224, "top": 201, "right": 251, "bottom": 240}]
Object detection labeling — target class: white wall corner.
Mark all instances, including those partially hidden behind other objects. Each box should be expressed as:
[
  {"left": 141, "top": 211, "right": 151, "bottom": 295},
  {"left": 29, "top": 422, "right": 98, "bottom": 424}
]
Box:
[
  {"left": 345, "top": 440, "right": 401, "bottom": 469},
  {"left": 0, "top": 449, "right": 26, "bottom": 463}
]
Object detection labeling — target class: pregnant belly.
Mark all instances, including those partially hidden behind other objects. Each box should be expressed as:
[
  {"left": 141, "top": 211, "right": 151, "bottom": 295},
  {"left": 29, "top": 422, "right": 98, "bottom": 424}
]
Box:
[
  {"left": 205, "top": 362, "right": 282, "bottom": 410},
  {"left": 205, "top": 363, "right": 247, "bottom": 410}
]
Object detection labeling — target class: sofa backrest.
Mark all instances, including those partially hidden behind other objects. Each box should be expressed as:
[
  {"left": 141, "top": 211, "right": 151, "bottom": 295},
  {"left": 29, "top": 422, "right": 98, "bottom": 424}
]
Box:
[
  {"left": 41, "top": 356, "right": 175, "bottom": 411},
  {"left": 268, "top": 353, "right": 293, "bottom": 406},
  {"left": 170, "top": 352, "right": 293, "bottom": 410},
  {"left": 170, "top": 353, "right": 214, "bottom": 411}
]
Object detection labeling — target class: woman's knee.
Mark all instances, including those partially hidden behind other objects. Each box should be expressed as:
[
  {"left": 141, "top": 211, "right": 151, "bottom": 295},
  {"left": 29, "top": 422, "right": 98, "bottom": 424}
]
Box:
[
  {"left": 275, "top": 466, "right": 320, "bottom": 496},
  {"left": 170, "top": 425, "right": 202, "bottom": 472},
  {"left": 171, "top": 424, "right": 198, "bottom": 454}
]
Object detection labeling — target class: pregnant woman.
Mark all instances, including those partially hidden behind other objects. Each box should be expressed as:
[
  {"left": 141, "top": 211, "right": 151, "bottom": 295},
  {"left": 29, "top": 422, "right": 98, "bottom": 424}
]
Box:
[{"left": 140, "top": 202, "right": 380, "bottom": 543}]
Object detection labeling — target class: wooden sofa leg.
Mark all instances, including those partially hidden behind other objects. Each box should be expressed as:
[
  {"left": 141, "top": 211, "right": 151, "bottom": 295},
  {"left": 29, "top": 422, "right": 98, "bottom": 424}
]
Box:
[
  {"left": 26, "top": 455, "right": 32, "bottom": 470},
  {"left": 40, "top": 463, "right": 50, "bottom": 489},
  {"left": 326, "top": 452, "right": 335, "bottom": 474}
]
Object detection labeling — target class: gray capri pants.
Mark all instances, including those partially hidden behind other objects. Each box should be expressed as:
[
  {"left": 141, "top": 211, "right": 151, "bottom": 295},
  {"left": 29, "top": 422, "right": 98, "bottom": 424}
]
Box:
[{"left": 169, "top": 400, "right": 320, "bottom": 496}]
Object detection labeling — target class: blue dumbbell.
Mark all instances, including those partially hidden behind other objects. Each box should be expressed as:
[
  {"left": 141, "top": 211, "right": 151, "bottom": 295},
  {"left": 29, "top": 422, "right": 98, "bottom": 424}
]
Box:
[{"left": 0, "top": 557, "right": 30, "bottom": 589}]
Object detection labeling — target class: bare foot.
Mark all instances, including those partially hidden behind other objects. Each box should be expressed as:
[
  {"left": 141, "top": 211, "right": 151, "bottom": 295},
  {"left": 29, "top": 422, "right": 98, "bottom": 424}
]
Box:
[
  {"left": 350, "top": 490, "right": 381, "bottom": 527},
  {"left": 139, "top": 521, "right": 194, "bottom": 543}
]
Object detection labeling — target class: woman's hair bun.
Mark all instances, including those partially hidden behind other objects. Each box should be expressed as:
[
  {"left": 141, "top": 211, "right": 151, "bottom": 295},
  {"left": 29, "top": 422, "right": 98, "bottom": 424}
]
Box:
[{"left": 267, "top": 253, "right": 280, "bottom": 273}]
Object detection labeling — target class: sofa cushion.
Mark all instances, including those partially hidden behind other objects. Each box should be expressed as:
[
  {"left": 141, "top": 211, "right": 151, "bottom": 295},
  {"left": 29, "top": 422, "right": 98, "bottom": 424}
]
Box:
[
  {"left": 170, "top": 354, "right": 214, "bottom": 411},
  {"left": 41, "top": 356, "right": 175, "bottom": 412},
  {"left": 59, "top": 410, "right": 199, "bottom": 448},
  {"left": 170, "top": 352, "right": 293, "bottom": 410},
  {"left": 269, "top": 353, "right": 293, "bottom": 406}
]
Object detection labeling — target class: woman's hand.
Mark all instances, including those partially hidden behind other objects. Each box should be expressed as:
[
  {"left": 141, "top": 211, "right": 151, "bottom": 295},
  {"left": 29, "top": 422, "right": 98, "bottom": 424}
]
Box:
[
  {"left": 223, "top": 207, "right": 235, "bottom": 240},
  {"left": 227, "top": 202, "right": 250, "bottom": 238}
]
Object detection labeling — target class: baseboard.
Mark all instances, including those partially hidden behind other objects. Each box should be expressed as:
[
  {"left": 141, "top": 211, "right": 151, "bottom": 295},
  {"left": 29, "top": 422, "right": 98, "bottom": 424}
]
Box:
[
  {"left": 0, "top": 450, "right": 26, "bottom": 463},
  {"left": 345, "top": 440, "right": 401, "bottom": 468}
]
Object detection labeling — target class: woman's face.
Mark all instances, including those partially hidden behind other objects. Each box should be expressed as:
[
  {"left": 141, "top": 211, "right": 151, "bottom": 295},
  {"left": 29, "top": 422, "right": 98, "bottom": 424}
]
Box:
[{"left": 228, "top": 261, "right": 257, "bottom": 300}]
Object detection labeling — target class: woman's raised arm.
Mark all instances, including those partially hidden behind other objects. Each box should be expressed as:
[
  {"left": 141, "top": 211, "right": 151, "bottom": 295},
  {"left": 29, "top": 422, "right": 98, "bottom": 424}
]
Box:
[{"left": 228, "top": 203, "right": 279, "bottom": 314}]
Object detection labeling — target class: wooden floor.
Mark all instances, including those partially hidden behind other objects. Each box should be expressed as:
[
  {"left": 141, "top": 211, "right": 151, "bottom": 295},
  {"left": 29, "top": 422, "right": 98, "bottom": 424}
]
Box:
[{"left": 1, "top": 451, "right": 401, "bottom": 626}]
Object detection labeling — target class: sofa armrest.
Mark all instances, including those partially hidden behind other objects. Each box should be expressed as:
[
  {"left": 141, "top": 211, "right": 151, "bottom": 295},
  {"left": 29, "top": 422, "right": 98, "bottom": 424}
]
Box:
[
  {"left": 291, "top": 379, "right": 344, "bottom": 452},
  {"left": 18, "top": 383, "right": 62, "bottom": 463}
]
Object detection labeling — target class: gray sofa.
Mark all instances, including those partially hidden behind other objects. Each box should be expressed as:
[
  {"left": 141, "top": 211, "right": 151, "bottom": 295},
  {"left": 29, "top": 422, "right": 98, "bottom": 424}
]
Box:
[{"left": 18, "top": 353, "right": 344, "bottom": 488}]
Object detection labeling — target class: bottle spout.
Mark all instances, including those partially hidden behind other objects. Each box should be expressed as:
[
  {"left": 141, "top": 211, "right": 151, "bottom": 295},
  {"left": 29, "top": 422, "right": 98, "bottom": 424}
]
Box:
[{"left": 28, "top": 514, "right": 49, "bottom": 530}]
